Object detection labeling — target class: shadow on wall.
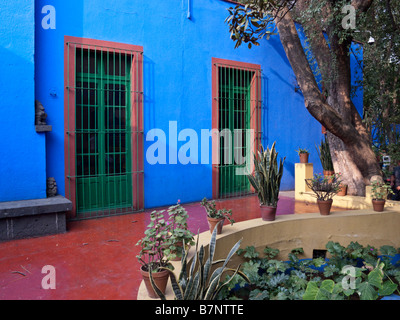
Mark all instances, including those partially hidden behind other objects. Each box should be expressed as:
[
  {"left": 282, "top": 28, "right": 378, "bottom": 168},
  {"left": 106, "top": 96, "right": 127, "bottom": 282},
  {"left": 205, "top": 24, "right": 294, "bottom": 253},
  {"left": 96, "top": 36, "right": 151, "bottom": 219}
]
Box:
[{"left": 35, "top": 0, "right": 85, "bottom": 198}]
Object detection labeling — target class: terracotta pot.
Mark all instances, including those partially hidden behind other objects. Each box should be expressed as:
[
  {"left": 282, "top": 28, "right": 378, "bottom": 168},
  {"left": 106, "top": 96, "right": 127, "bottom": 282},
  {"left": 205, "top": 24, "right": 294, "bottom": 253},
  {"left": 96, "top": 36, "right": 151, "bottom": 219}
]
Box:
[
  {"left": 337, "top": 184, "right": 347, "bottom": 196},
  {"left": 323, "top": 170, "right": 335, "bottom": 183},
  {"left": 169, "top": 241, "right": 191, "bottom": 261},
  {"left": 299, "top": 153, "right": 309, "bottom": 164},
  {"left": 140, "top": 266, "right": 170, "bottom": 299},
  {"left": 323, "top": 170, "right": 335, "bottom": 177},
  {"left": 207, "top": 216, "right": 224, "bottom": 234},
  {"left": 372, "top": 199, "right": 385, "bottom": 212},
  {"left": 260, "top": 205, "right": 277, "bottom": 221},
  {"left": 317, "top": 199, "right": 333, "bottom": 215}
]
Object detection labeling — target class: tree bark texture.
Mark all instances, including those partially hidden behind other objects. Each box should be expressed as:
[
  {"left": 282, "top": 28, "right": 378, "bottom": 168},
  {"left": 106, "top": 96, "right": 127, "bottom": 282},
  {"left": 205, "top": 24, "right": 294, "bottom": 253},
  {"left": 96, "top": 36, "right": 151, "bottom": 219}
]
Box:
[{"left": 274, "top": 2, "right": 381, "bottom": 195}]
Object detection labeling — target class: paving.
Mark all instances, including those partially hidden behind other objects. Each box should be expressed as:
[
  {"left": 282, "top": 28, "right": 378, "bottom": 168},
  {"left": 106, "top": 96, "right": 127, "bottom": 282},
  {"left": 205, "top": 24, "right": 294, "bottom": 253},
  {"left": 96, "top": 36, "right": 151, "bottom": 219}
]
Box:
[{"left": 0, "top": 193, "right": 327, "bottom": 300}]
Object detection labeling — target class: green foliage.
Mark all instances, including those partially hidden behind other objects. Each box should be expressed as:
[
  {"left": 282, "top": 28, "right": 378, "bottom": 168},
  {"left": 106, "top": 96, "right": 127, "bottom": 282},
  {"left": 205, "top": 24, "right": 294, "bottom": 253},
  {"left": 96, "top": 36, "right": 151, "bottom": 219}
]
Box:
[
  {"left": 136, "top": 210, "right": 173, "bottom": 272},
  {"left": 247, "top": 142, "right": 286, "bottom": 207},
  {"left": 303, "top": 280, "right": 335, "bottom": 300},
  {"left": 295, "top": 147, "right": 309, "bottom": 155},
  {"left": 150, "top": 221, "right": 249, "bottom": 300},
  {"left": 137, "top": 202, "right": 196, "bottom": 269},
  {"left": 164, "top": 202, "right": 195, "bottom": 261},
  {"left": 371, "top": 180, "right": 395, "bottom": 200},
  {"left": 200, "top": 198, "right": 235, "bottom": 225},
  {"left": 356, "top": 1, "right": 400, "bottom": 160},
  {"left": 217, "top": 241, "right": 400, "bottom": 300},
  {"left": 225, "top": 1, "right": 283, "bottom": 49}
]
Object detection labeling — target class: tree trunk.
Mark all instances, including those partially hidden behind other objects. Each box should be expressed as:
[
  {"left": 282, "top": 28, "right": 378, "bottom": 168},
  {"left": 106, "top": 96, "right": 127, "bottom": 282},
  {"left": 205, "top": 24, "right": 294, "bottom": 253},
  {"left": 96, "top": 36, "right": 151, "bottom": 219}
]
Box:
[{"left": 274, "top": 5, "right": 382, "bottom": 195}]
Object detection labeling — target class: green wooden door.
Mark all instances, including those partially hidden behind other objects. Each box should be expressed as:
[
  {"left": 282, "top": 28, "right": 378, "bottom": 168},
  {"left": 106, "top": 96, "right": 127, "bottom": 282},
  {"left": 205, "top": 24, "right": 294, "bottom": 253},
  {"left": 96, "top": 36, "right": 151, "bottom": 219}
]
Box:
[
  {"left": 218, "top": 67, "right": 253, "bottom": 197},
  {"left": 75, "top": 49, "right": 132, "bottom": 214}
]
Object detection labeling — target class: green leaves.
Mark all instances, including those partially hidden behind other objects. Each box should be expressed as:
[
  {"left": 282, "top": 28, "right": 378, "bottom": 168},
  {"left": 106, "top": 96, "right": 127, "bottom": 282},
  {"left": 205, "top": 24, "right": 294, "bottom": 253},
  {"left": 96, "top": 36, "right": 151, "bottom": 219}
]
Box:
[
  {"left": 150, "top": 221, "right": 248, "bottom": 300},
  {"left": 219, "top": 241, "right": 400, "bottom": 300},
  {"left": 303, "top": 280, "right": 335, "bottom": 300},
  {"left": 200, "top": 198, "right": 235, "bottom": 225},
  {"left": 225, "top": 1, "right": 284, "bottom": 49}
]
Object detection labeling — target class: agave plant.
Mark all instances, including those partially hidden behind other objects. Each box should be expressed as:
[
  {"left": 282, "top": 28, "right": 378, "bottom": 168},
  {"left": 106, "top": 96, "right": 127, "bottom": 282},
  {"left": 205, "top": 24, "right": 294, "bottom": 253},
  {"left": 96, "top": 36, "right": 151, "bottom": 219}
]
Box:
[
  {"left": 247, "top": 142, "right": 285, "bottom": 207},
  {"left": 149, "top": 221, "right": 249, "bottom": 300}
]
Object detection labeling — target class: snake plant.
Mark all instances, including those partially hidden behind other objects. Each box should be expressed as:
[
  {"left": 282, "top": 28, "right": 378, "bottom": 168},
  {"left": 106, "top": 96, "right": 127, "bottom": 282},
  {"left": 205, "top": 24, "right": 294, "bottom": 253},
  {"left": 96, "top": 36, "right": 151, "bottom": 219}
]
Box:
[
  {"left": 316, "top": 136, "right": 334, "bottom": 171},
  {"left": 149, "top": 221, "right": 249, "bottom": 300},
  {"left": 247, "top": 142, "right": 285, "bottom": 207}
]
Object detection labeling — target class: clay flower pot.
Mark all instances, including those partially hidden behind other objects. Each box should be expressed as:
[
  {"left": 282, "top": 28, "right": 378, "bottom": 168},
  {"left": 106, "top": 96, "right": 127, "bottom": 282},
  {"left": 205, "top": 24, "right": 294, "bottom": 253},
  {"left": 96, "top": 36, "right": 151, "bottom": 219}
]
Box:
[
  {"left": 337, "top": 184, "right": 347, "bottom": 196},
  {"left": 260, "top": 205, "right": 277, "bottom": 221},
  {"left": 140, "top": 266, "right": 170, "bottom": 299},
  {"left": 372, "top": 199, "right": 385, "bottom": 212},
  {"left": 317, "top": 199, "right": 333, "bottom": 215},
  {"left": 169, "top": 241, "right": 191, "bottom": 261},
  {"left": 323, "top": 170, "right": 335, "bottom": 177},
  {"left": 207, "top": 216, "right": 224, "bottom": 234},
  {"left": 299, "top": 153, "right": 309, "bottom": 164}
]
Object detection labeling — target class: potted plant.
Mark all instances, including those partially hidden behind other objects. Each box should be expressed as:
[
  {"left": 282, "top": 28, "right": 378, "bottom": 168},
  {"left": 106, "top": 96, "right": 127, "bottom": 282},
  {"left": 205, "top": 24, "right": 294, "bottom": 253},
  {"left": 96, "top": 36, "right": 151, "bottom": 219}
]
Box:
[
  {"left": 247, "top": 142, "right": 285, "bottom": 221},
  {"left": 164, "top": 200, "right": 195, "bottom": 261},
  {"left": 370, "top": 180, "right": 394, "bottom": 212},
  {"left": 296, "top": 147, "right": 309, "bottom": 164},
  {"left": 337, "top": 184, "right": 348, "bottom": 196},
  {"left": 316, "top": 137, "right": 334, "bottom": 178},
  {"left": 305, "top": 173, "right": 342, "bottom": 215},
  {"left": 136, "top": 210, "right": 173, "bottom": 299},
  {"left": 200, "top": 198, "right": 234, "bottom": 234}
]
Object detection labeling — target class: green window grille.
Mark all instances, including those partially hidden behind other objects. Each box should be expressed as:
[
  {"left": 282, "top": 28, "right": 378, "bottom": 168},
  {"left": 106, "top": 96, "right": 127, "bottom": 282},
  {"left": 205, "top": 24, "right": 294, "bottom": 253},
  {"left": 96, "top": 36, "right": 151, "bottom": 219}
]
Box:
[
  {"left": 215, "top": 62, "right": 262, "bottom": 199},
  {"left": 65, "top": 40, "right": 144, "bottom": 220}
]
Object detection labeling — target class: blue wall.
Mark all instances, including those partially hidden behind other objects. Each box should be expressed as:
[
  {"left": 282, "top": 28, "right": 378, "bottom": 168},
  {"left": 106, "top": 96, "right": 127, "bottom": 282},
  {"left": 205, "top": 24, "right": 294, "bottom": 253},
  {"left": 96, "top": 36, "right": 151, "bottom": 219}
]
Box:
[
  {"left": 35, "top": 0, "right": 328, "bottom": 208},
  {"left": 0, "top": 0, "right": 47, "bottom": 202}
]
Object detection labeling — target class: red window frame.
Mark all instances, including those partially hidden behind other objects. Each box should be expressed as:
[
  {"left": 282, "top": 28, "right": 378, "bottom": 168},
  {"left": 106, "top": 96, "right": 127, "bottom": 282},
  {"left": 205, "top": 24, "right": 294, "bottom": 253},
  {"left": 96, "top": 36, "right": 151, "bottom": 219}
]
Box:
[
  {"left": 211, "top": 57, "right": 262, "bottom": 199},
  {"left": 64, "top": 36, "right": 144, "bottom": 218}
]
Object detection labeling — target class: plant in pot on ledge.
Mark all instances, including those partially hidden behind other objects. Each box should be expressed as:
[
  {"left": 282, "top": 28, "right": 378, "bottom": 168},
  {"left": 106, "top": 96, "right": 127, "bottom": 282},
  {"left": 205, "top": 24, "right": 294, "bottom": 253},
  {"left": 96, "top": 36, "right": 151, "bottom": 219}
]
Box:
[
  {"left": 305, "top": 173, "right": 342, "bottom": 215},
  {"left": 296, "top": 147, "right": 309, "bottom": 164},
  {"left": 370, "top": 180, "right": 394, "bottom": 212},
  {"left": 136, "top": 210, "right": 174, "bottom": 299},
  {"left": 316, "top": 136, "right": 334, "bottom": 178},
  {"left": 200, "top": 198, "right": 234, "bottom": 234},
  {"left": 164, "top": 200, "right": 195, "bottom": 261},
  {"left": 247, "top": 142, "right": 285, "bottom": 221}
]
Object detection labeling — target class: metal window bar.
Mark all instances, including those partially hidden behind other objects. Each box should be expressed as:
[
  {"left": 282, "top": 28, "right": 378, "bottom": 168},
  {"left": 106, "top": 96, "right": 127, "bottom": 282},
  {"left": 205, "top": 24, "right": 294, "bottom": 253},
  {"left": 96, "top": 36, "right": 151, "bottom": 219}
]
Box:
[
  {"left": 65, "top": 41, "right": 144, "bottom": 220},
  {"left": 214, "top": 63, "right": 262, "bottom": 199}
]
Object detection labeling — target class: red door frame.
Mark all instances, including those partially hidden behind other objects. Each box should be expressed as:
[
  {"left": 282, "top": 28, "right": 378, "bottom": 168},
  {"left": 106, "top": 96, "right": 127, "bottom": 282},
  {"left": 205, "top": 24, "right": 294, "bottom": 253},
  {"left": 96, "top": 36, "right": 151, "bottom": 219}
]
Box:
[
  {"left": 64, "top": 36, "right": 144, "bottom": 218},
  {"left": 211, "top": 57, "right": 262, "bottom": 199}
]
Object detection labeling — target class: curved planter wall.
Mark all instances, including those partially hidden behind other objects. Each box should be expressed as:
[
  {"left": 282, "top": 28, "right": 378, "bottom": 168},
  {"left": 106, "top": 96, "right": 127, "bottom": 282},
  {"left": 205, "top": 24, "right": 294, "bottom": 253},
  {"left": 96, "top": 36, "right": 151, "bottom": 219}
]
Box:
[{"left": 137, "top": 208, "right": 400, "bottom": 299}]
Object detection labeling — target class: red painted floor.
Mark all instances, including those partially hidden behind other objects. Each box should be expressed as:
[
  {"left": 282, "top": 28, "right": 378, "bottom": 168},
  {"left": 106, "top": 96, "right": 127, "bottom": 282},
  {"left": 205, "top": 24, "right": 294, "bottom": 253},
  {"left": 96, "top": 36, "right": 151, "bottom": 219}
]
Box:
[{"left": 0, "top": 194, "right": 326, "bottom": 300}]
